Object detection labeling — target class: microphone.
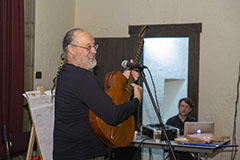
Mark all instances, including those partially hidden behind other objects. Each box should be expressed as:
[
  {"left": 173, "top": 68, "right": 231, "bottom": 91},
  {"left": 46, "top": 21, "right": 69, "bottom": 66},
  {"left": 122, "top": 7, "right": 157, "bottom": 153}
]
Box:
[{"left": 121, "top": 60, "right": 146, "bottom": 70}]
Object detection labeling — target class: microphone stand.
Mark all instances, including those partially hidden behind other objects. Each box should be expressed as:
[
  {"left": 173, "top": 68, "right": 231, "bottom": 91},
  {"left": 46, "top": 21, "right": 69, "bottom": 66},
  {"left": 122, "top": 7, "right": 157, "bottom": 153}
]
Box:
[{"left": 140, "top": 70, "right": 176, "bottom": 160}]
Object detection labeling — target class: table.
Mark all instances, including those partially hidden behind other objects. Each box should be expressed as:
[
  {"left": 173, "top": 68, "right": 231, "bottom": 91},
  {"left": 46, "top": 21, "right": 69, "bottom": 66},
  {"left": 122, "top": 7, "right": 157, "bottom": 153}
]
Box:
[{"left": 130, "top": 134, "right": 231, "bottom": 160}]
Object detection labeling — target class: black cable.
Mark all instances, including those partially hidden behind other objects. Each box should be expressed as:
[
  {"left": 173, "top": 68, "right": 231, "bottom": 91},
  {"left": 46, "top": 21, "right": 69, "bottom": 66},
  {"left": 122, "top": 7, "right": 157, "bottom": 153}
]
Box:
[
  {"left": 144, "top": 68, "right": 174, "bottom": 157},
  {"left": 140, "top": 70, "right": 176, "bottom": 160},
  {"left": 136, "top": 137, "right": 152, "bottom": 160},
  {"left": 148, "top": 148, "right": 153, "bottom": 160},
  {"left": 145, "top": 67, "right": 161, "bottom": 113},
  {"left": 230, "top": 61, "right": 240, "bottom": 160}
]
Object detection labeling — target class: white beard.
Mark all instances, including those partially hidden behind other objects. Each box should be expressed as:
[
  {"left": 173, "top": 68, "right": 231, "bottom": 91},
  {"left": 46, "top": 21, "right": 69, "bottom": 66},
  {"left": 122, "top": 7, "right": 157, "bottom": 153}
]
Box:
[{"left": 86, "top": 53, "right": 97, "bottom": 69}]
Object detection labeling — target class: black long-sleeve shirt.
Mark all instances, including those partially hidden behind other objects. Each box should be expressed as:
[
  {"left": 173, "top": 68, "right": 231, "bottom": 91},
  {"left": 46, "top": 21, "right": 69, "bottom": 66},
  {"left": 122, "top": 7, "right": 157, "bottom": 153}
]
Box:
[
  {"left": 53, "top": 63, "right": 139, "bottom": 160},
  {"left": 166, "top": 114, "right": 196, "bottom": 136}
]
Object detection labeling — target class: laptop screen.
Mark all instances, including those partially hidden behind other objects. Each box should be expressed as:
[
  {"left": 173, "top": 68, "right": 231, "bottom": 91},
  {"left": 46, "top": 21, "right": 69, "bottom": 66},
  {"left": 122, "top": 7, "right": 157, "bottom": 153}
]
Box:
[{"left": 184, "top": 122, "right": 215, "bottom": 136}]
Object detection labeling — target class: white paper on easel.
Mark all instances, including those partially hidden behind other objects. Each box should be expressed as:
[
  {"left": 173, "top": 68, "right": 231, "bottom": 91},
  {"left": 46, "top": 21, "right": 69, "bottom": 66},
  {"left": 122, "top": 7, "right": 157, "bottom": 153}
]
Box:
[{"left": 24, "top": 90, "right": 55, "bottom": 160}]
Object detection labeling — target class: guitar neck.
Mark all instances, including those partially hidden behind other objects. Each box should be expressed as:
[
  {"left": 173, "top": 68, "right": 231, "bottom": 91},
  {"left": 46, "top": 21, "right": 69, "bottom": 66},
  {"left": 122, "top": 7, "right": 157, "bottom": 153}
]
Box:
[{"left": 125, "top": 38, "right": 145, "bottom": 94}]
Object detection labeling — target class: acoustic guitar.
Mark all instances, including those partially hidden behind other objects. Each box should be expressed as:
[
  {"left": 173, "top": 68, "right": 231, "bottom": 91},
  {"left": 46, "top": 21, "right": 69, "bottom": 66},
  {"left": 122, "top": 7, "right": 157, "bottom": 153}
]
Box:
[{"left": 89, "top": 26, "right": 148, "bottom": 147}]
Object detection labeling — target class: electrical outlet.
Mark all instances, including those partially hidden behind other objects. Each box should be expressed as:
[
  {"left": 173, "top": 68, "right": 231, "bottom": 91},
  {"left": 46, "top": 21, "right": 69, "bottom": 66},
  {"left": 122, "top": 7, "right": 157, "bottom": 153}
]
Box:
[{"left": 35, "top": 71, "right": 42, "bottom": 79}]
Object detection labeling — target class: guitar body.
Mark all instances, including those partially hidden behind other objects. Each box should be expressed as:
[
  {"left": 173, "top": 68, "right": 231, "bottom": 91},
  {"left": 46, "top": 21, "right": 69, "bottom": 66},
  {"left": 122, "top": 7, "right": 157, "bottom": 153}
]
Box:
[
  {"left": 89, "top": 25, "right": 148, "bottom": 148},
  {"left": 89, "top": 71, "right": 135, "bottom": 147}
]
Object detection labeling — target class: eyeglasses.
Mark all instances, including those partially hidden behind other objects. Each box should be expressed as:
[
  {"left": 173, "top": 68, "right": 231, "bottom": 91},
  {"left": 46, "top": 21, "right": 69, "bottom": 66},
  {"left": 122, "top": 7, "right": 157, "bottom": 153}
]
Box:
[{"left": 70, "top": 43, "right": 98, "bottom": 52}]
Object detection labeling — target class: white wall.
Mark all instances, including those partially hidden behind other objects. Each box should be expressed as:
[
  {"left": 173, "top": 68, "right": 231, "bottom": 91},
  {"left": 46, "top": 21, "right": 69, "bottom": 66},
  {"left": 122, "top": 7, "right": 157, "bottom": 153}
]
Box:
[
  {"left": 34, "top": 0, "right": 75, "bottom": 90},
  {"left": 143, "top": 38, "right": 189, "bottom": 124},
  {"left": 76, "top": 1, "right": 240, "bottom": 160},
  {"left": 35, "top": 0, "right": 240, "bottom": 159}
]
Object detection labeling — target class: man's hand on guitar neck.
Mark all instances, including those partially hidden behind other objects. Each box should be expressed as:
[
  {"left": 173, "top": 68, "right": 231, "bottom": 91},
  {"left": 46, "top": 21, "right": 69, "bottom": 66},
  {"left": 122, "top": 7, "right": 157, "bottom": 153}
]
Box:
[
  {"left": 122, "top": 59, "right": 139, "bottom": 81},
  {"left": 123, "top": 69, "right": 139, "bottom": 81},
  {"left": 131, "top": 83, "right": 142, "bottom": 104}
]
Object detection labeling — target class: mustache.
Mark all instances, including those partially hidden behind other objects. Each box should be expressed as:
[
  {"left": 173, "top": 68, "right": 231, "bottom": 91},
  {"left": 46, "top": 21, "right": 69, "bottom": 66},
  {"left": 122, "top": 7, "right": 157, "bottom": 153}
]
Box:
[{"left": 88, "top": 54, "right": 96, "bottom": 59}]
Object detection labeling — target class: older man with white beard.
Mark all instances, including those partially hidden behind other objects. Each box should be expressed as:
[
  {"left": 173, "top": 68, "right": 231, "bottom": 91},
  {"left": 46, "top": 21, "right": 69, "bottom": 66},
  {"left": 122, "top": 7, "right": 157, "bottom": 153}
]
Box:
[{"left": 53, "top": 28, "right": 142, "bottom": 160}]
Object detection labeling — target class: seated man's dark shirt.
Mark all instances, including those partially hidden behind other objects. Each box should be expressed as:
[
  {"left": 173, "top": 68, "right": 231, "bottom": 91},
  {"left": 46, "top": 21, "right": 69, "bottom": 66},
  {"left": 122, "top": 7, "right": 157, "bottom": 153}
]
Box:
[{"left": 166, "top": 115, "right": 196, "bottom": 136}]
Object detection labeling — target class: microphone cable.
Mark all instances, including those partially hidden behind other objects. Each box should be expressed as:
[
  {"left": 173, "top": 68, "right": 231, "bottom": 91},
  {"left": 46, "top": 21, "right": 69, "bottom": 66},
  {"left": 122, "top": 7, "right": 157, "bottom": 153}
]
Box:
[
  {"left": 141, "top": 66, "right": 176, "bottom": 160},
  {"left": 136, "top": 137, "right": 152, "bottom": 160},
  {"left": 230, "top": 61, "right": 240, "bottom": 160},
  {"left": 144, "top": 67, "right": 161, "bottom": 113}
]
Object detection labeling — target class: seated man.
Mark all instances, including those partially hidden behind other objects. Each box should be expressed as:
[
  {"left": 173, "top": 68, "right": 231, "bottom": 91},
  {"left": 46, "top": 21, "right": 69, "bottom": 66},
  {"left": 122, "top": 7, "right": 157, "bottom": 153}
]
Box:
[
  {"left": 166, "top": 97, "right": 197, "bottom": 160},
  {"left": 166, "top": 97, "right": 196, "bottom": 136}
]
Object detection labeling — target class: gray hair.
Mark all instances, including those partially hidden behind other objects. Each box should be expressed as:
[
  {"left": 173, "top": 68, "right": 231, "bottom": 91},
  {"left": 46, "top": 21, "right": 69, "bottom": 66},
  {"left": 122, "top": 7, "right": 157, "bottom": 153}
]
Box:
[{"left": 62, "top": 28, "right": 86, "bottom": 61}]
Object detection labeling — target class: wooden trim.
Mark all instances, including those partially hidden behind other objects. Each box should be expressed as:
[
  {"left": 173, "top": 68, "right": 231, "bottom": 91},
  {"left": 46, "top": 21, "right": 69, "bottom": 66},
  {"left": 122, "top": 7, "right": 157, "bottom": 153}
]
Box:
[
  {"left": 129, "top": 23, "right": 202, "bottom": 36},
  {"left": 129, "top": 23, "right": 202, "bottom": 120}
]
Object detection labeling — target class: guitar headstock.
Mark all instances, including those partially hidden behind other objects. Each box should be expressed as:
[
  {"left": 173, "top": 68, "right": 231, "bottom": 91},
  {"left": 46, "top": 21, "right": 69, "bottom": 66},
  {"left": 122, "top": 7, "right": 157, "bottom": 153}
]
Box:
[{"left": 137, "top": 25, "right": 149, "bottom": 40}]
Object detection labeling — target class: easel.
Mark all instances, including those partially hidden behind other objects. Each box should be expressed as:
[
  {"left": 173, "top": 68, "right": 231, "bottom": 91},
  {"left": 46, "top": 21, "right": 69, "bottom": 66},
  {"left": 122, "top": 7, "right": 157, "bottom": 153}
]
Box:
[
  {"left": 25, "top": 86, "right": 45, "bottom": 160},
  {"left": 26, "top": 125, "right": 38, "bottom": 160}
]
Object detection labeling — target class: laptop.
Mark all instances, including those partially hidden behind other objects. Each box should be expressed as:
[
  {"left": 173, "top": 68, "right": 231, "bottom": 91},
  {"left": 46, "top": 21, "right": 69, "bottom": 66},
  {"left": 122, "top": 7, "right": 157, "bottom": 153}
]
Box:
[{"left": 184, "top": 122, "right": 215, "bottom": 136}]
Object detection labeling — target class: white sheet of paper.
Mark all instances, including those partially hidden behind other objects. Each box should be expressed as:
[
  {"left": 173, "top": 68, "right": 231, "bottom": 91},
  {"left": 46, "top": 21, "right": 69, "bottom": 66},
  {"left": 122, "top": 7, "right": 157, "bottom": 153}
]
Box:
[{"left": 24, "top": 90, "right": 54, "bottom": 160}]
